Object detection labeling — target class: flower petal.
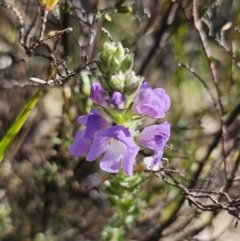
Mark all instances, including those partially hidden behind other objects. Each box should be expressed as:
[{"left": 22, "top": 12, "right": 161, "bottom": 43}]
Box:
[
  {"left": 138, "top": 122, "right": 170, "bottom": 166},
  {"left": 87, "top": 125, "right": 139, "bottom": 175},
  {"left": 122, "top": 145, "right": 139, "bottom": 175},
  {"left": 69, "top": 130, "right": 90, "bottom": 156},
  {"left": 100, "top": 139, "right": 125, "bottom": 173},
  {"left": 139, "top": 122, "right": 171, "bottom": 149},
  {"left": 90, "top": 83, "right": 108, "bottom": 107},
  {"left": 132, "top": 83, "right": 170, "bottom": 118},
  {"left": 86, "top": 136, "right": 109, "bottom": 161}
]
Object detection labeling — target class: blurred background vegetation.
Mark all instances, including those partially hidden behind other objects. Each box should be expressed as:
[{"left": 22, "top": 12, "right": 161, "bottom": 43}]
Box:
[{"left": 1, "top": 0, "right": 240, "bottom": 240}]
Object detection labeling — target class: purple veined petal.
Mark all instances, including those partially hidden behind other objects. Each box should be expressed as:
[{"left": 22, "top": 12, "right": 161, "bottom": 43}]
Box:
[
  {"left": 69, "top": 130, "right": 90, "bottom": 156},
  {"left": 151, "top": 149, "right": 163, "bottom": 167},
  {"left": 86, "top": 136, "right": 109, "bottom": 161},
  {"left": 87, "top": 125, "right": 139, "bottom": 175},
  {"left": 138, "top": 122, "right": 171, "bottom": 149},
  {"left": 113, "top": 126, "right": 137, "bottom": 148},
  {"left": 84, "top": 113, "right": 111, "bottom": 139},
  {"left": 86, "top": 126, "right": 126, "bottom": 161},
  {"left": 138, "top": 122, "right": 170, "bottom": 166},
  {"left": 77, "top": 110, "right": 111, "bottom": 139},
  {"left": 77, "top": 109, "right": 100, "bottom": 125},
  {"left": 69, "top": 110, "right": 111, "bottom": 159},
  {"left": 99, "top": 138, "right": 126, "bottom": 173},
  {"left": 121, "top": 144, "right": 139, "bottom": 175}
]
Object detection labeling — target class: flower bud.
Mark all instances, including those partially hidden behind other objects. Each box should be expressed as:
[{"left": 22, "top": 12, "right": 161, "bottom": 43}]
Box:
[
  {"left": 121, "top": 53, "right": 133, "bottom": 73},
  {"left": 90, "top": 82, "right": 108, "bottom": 107},
  {"left": 99, "top": 42, "right": 116, "bottom": 63},
  {"left": 107, "top": 56, "right": 121, "bottom": 73},
  {"left": 124, "top": 71, "right": 143, "bottom": 95},
  {"left": 110, "top": 72, "right": 125, "bottom": 91},
  {"left": 114, "top": 43, "right": 125, "bottom": 61},
  {"left": 109, "top": 91, "right": 125, "bottom": 110}
]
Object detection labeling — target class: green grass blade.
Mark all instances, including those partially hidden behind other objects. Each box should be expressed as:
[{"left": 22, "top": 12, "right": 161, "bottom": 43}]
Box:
[{"left": 0, "top": 87, "right": 44, "bottom": 162}]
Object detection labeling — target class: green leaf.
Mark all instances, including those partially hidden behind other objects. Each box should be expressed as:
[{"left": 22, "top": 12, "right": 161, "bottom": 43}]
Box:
[{"left": 0, "top": 87, "right": 44, "bottom": 162}]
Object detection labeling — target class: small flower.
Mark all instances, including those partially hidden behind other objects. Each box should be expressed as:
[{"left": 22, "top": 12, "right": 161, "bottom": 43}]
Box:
[
  {"left": 132, "top": 82, "right": 170, "bottom": 118},
  {"left": 138, "top": 122, "right": 170, "bottom": 166},
  {"left": 109, "top": 91, "right": 125, "bottom": 110},
  {"left": 69, "top": 110, "right": 111, "bottom": 156},
  {"left": 90, "top": 83, "right": 108, "bottom": 107},
  {"left": 86, "top": 125, "right": 140, "bottom": 175}
]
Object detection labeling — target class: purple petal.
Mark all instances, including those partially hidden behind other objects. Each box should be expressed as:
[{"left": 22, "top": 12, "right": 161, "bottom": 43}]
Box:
[
  {"left": 151, "top": 150, "right": 163, "bottom": 167},
  {"left": 77, "top": 109, "right": 100, "bottom": 125},
  {"left": 140, "top": 82, "right": 151, "bottom": 90},
  {"left": 138, "top": 122, "right": 170, "bottom": 166},
  {"left": 134, "top": 104, "right": 165, "bottom": 118},
  {"left": 86, "top": 136, "right": 109, "bottom": 161},
  {"left": 69, "top": 130, "right": 90, "bottom": 156},
  {"left": 153, "top": 88, "right": 171, "bottom": 112},
  {"left": 87, "top": 125, "right": 139, "bottom": 175},
  {"left": 122, "top": 145, "right": 139, "bottom": 175},
  {"left": 84, "top": 113, "right": 111, "bottom": 139},
  {"left": 139, "top": 122, "right": 170, "bottom": 149},
  {"left": 132, "top": 83, "right": 171, "bottom": 118},
  {"left": 100, "top": 139, "right": 125, "bottom": 173},
  {"left": 69, "top": 110, "right": 111, "bottom": 158},
  {"left": 109, "top": 91, "right": 125, "bottom": 110}
]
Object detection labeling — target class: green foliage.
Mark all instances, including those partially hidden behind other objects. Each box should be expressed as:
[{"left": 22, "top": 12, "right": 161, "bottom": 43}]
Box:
[{"left": 102, "top": 172, "right": 148, "bottom": 241}]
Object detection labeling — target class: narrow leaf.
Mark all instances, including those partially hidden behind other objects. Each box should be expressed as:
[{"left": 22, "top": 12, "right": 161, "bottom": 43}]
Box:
[{"left": 0, "top": 87, "right": 44, "bottom": 162}]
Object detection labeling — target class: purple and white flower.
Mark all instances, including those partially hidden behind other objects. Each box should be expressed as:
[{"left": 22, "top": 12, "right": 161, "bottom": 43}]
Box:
[
  {"left": 132, "top": 82, "right": 170, "bottom": 118},
  {"left": 86, "top": 125, "right": 140, "bottom": 175},
  {"left": 138, "top": 122, "right": 170, "bottom": 166},
  {"left": 69, "top": 110, "right": 111, "bottom": 157}
]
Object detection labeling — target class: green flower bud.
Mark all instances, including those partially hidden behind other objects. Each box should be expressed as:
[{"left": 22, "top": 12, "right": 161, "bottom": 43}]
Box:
[
  {"left": 114, "top": 43, "right": 125, "bottom": 61},
  {"left": 121, "top": 53, "right": 133, "bottom": 73},
  {"left": 107, "top": 56, "right": 121, "bottom": 73},
  {"left": 124, "top": 71, "right": 143, "bottom": 95},
  {"left": 99, "top": 42, "right": 116, "bottom": 62},
  {"left": 97, "top": 61, "right": 109, "bottom": 75},
  {"left": 110, "top": 72, "right": 125, "bottom": 91}
]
